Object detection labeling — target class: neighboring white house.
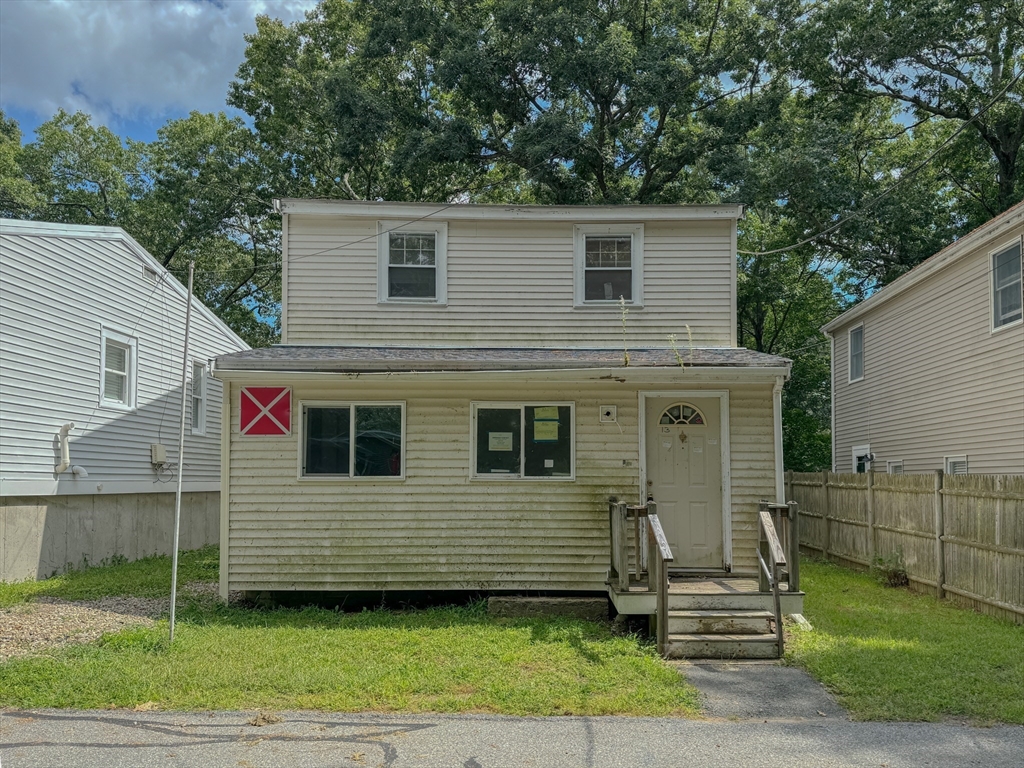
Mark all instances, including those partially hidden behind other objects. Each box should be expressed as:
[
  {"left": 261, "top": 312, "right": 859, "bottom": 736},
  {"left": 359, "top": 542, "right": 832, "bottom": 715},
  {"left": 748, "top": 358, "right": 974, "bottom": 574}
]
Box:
[
  {"left": 823, "top": 202, "right": 1024, "bottom": 476},
  {"left": 0, "top": 219, "right": 249, "bottom": 580},
  {"left": 213, "top": 200, "right": 797, "bottom": 644}
]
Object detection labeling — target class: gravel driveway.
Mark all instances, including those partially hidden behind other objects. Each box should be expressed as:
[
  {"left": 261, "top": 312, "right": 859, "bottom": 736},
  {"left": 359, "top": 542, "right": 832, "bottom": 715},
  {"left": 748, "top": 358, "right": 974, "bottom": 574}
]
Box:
[{"left": 0, "top": 583, "right": 229, "bottom": 663}]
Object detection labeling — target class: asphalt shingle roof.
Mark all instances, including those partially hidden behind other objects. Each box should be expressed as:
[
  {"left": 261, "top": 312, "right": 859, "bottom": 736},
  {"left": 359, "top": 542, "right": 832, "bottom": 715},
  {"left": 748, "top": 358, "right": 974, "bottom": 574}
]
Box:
[{"left": 214, "top": 346, "right": 790, "bottom": 373}]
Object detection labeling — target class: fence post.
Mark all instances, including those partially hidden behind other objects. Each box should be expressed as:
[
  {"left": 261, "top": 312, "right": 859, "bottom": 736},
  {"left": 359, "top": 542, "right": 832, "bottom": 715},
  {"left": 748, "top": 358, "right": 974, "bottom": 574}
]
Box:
[
  {"left": 934, "top": 470, "right": 945, "bottom": 599},
  {"left": 785, "top": 470, "right": 794, "bottom": 503},
  {"left": 822, "top": 470, "right": 832, "bottom": 561},
  {"left": 788, "top": 501, "right": 800, "bottom": 592},
  {"left": 866, "top": 469, "right": 875, "bottom": 565}
]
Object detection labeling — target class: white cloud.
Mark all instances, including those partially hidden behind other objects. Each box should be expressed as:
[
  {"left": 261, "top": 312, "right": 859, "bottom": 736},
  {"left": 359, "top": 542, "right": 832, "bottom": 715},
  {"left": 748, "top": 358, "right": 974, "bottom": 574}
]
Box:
[{"left": 0, "top": 0, "right": 317, "bottom": 126}]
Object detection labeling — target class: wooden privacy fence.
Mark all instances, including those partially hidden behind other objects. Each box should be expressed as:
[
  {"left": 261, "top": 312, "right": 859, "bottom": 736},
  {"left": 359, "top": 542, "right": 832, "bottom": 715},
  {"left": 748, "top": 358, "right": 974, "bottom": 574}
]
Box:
[{"left": 787, "top": 470, "right": 1024, "bottom": 624}]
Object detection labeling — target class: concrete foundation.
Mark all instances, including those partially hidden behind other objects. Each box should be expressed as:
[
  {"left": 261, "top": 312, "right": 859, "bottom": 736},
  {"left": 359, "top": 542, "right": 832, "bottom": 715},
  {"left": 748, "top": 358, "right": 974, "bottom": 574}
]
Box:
[
  {"left": 487, "top": 596, "right": 610, "bottom": 622},
  {"left": 0, "top": 491, "right": 219, "bottom": 581}
]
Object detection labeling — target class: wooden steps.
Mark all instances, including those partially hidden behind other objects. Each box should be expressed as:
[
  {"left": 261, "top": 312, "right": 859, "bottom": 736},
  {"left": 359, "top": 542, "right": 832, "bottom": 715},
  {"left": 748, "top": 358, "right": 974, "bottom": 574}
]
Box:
[{"left": 664, "top": 588, "right": 783, "bottom": 659}]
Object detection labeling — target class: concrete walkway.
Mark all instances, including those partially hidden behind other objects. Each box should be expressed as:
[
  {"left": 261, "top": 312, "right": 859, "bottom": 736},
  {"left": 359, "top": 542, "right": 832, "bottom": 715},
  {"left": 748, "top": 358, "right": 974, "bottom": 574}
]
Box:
[{"left": 2, "top": 709, "right": 1022, "bottom": 767}]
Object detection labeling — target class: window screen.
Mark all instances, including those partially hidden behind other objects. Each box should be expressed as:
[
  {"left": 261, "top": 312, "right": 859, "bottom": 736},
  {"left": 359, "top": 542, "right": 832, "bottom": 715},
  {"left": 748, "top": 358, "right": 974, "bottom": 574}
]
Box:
[
  {"left": 389, "top": 232, "right": 436, "bottom": 298},
  {"left": 524, "top": 405, "right": 573, "bottom": 477},
  {"left": 104, "top": 341, "right": 129, "bottom": 404},
  {"left": 849, "top": 326, "right": 864, "bottom": 381},
  {"left": 476, "top": 407, "right": 522, "bottom": 475},
  {"left": 354, "top": 405, "right": 402, "bottom": 477},
  {"left": 584, "top": 235, "right": 632, "bottom": 301},
  {"left": 304, "top": 407, "right": 351, "bottom": 475},
  {"left": 993, "top": 241, "right": 1022, "bottom": 328}
]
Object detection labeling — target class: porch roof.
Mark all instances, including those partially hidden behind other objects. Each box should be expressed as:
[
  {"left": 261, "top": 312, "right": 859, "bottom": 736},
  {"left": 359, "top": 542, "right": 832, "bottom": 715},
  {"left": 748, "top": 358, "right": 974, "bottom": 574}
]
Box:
[{"left": 214, "top": 345, "right": 790, "bottom": 373}]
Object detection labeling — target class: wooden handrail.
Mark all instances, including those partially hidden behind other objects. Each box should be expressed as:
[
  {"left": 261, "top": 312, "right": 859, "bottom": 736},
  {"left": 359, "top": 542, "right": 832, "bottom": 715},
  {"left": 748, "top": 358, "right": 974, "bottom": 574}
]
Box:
[
  {"left": 646, "top": 503, "right": 672, "bottom": 656},
  {"left": 759, "top": 509, "right": 787, "bottom": 567},
  {"left": 647, "top": 512, "right": 674, "bottom": 564}
]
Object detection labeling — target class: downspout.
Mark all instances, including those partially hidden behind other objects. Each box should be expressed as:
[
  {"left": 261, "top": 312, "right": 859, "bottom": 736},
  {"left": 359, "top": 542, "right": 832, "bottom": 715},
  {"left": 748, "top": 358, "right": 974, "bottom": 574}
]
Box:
[
  {"left": 54, "top": 422, "right": 89, "bottom": 477},
  {"left": 827, "top": 331, "right": 835, "bottom": 473}
]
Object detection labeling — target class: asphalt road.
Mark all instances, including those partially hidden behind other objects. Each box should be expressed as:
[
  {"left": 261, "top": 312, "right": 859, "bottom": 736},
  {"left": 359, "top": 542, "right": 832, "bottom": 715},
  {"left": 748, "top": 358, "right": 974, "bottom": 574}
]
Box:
[{"left": 2, "top": 709, "right": 1023, "bottom": 768}]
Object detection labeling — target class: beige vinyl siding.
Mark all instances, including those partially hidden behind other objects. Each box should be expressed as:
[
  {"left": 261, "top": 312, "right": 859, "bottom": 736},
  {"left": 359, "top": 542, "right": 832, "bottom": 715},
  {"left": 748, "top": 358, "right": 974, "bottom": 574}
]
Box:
[
  {"left": 0, "top": 226, "right": 248, "bottom": 494},
  {"left": 284, "top": 217, "right": 734, "bottom": 347},
  {"left": 832, "top": 224, "right": 1024, "bottom": 475},
  {"left": 224, "top": 379, "right": 776, "bottom": 592}
]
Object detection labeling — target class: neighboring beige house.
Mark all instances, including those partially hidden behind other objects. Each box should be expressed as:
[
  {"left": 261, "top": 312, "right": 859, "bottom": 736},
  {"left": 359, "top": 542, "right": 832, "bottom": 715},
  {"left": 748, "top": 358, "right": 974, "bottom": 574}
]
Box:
[
  {"left": 0, "top": 220, "right": 249, "bottom": 581},
  {"left": 823, "top": 202, "right": 1024, "bottom": 476},
  {"left": 213, "top": 201, "right": 800, "bottom": 657}
]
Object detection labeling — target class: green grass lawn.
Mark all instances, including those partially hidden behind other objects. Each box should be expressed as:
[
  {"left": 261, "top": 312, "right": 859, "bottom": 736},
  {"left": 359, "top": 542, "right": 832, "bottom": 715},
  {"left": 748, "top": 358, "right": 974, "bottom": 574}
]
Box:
[
  {"left": 788, "top": 559, "right": 1024, "bottom": 723},
  {"left": 0, "top": 550, "right": 699, "bottom": 716},
  {"left": 0, "top": 546, "right": 219, "bottom": 608}
]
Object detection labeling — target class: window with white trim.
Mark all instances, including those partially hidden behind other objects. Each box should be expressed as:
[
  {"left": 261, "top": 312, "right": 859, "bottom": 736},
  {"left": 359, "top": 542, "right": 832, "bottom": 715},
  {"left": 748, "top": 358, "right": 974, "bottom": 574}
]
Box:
[
  {"left": 574, "top": 224, "right": 643, "bottom": 305},
  {"left": 191, "top": 362, "right": 207, "bottom": 435},
  {"left": 992, "top": 240, "right": 1022, "bottom": 329},
  {"left": 886, "top": 460, "right": 904, "bottom": 475},
  {"left": 301, "top": 403, "right": 404, "bottom": 478},
  {"left": 852, "top": 444, "right": 872, "bottom": 473},
  {"left": 100, "top": 329, "right": 137, "bottom": 410},
  {"left": 377, "top": 221, "right": 447, "bottom": 303},
  {"left": 472, "top": 403, "right": 574, "bottom": 479},
  {"left": 945, "top": 455, "right": 968, "bottom": 476},
  {"left": 848, "top": 325, "right": 864, "bottom": 382}
]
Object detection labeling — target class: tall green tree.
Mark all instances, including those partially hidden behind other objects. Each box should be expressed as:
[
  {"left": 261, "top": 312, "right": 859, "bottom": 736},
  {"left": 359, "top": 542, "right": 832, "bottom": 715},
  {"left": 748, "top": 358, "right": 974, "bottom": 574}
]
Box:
[{"left": 794, "top": 0, "right": 1024, "bottom": 217}]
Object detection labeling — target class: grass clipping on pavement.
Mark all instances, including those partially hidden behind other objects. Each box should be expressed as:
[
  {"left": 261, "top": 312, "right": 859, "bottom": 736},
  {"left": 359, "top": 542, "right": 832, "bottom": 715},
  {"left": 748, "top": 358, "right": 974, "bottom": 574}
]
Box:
[
  {"left": 788, "top": 559, "right": 1024, "bottom": 724},
  {"left": 0, "top": 549, "right": 698, "bottom": 716}
]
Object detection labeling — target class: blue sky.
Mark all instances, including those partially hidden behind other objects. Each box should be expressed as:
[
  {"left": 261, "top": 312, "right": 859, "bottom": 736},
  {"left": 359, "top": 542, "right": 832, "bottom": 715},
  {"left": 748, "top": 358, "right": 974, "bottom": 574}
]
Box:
[{"left": 0, "top": 0, "right": 317, "bottom": 144}]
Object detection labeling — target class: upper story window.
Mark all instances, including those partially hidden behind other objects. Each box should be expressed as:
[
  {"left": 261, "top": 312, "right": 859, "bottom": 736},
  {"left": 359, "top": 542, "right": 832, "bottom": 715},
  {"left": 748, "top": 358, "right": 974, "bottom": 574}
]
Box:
[
  {"left": 100, "top": 328, "right": 137, "bottom": 410},
  {"left": 191, "top": 361, "right": 207, "bottom": 435},
  {"left": 848, "top": 325, "right": 864, "bottom": 382},
  {"left": 992, "top": 239, "right": 1022, "bottom": 330},
  {"left": 377, "top": 221, "right": 448, "bottom": 304},
  {"left": 574, "top": 224, "right": 643, "bottom": 306}
]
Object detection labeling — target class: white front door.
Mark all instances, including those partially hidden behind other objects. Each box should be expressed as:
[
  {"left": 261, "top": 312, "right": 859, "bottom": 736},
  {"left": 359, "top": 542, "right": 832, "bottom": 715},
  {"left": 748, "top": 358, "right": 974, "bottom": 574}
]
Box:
[{"left": 645, "top": 397, "right": 724, "bottom": 569}]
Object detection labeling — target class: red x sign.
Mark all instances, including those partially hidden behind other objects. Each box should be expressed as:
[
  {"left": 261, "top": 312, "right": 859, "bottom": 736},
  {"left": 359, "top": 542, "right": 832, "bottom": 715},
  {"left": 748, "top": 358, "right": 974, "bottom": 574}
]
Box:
[{"left": 240, "top": 387, "right": 291, "bottom": 436}]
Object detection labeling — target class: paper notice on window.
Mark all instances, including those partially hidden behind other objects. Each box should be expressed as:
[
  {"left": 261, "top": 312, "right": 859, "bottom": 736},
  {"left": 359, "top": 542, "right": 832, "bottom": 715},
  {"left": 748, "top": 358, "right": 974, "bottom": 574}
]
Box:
[
  {"left": 533, "top": 406, "right": 559, "bottom": 420},
  {"left": 534, "top": 421, "right": 559, "bottom": 442},
  {"left": 488, "top": 431, "right": 514, "bottom": 451}
]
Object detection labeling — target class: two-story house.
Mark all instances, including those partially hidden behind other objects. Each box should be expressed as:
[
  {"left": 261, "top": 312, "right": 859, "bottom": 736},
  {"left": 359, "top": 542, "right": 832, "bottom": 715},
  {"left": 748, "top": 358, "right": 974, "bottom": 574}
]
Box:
[
  {"left": 823, "top": 202, "right": 1024, "bottom": 476},
  {"left": 1, "top": 219, "right": 248, "bottom": 581},
  {"left": 213, "top": 200, "right": 801, "bottom": 657}
]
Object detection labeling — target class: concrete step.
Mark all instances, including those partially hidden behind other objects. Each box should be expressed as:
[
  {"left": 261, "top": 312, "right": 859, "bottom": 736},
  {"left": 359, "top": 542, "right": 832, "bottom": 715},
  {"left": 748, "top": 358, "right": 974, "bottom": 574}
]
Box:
[
  {"left": 667, "top": 592, "right": 804, "bottom": 614},
  {"left": 664, "top": 633, "right": 780, "bottom": 660},
  {"left": 667, "top": 609, "right": 773, "bottom": 635}
]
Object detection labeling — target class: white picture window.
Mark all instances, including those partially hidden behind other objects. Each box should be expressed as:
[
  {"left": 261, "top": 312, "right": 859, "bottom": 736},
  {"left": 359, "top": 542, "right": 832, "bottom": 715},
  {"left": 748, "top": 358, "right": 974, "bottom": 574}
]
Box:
[
  {"left": 300, "top": 402, "right": 405, "bottom": 479},
  {"left": 472, "top": 403, "right": 575, "bottom": 480},
  {"left": 945, "top": 455, "right": 969, "bottom": 476},
  {"left": 852, "top": 444, "right": 872, "bottom": 474},
  {"left": 100, "top": 329, "right": 137, "bottom": 410},
  {"left": 886, "top": 460, "right": 904, "bottom": 475},
  {"left": 848, "top": 325, "right": 864, "bottom": 382},
  {"left": 377, "top": 221, "right": 447, "bottom": 304},
  {"left": 992, "top": 239, "right": 1022, "bottom": 329},
  {"left": 191, "top": 362, "right": 207, "bottom": 435},
  {"left": 574, "top": 224, "right": 643, "bottom": 306}
]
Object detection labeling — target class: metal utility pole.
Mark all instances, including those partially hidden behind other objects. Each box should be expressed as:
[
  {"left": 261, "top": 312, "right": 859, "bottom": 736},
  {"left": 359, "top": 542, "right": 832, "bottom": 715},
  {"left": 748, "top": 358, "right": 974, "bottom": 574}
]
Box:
[{"left": 170, "top": 261, "right": 195, "bottom": 643}]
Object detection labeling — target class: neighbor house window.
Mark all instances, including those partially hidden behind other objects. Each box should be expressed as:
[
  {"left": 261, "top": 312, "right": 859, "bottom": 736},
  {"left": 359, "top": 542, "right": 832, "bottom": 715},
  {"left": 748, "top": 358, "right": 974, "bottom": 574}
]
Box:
[
  {"left": 378, "top": 222, "right": 447, "bottom": 303},
  {"left": 574, "top": 224, "right": 643, "bottom": 306},
  {"left": 100, "top": 328, "right": 137, "bottom": 410},
  {"left": 945, "top": 455, "right": 969, "bottom": 476},
  {"left": 852, "top": 444, "right": 872, "bottom": 473},
  {"left": 191, "top": 362, "right": 206, "bottom": 435},
  {"left": 301, "top": 403, "right": 404, "bottom": 478},
  {"left": 848, "top": 325, "right": 864, "bottom": 382},
  {"left": 992, "top": 239, "right": 1022, "bottom": 329},
  {"left": 886, "top": 460, "right": 904, "bottom": 475},
  {"left": 472, "top": 403, "right": 574, "bottom": 479}
]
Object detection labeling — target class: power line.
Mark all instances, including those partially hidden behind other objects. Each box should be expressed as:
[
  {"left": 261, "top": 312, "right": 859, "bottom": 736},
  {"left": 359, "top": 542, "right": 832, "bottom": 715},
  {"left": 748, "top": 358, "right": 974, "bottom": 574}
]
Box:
[{"left": 737, "top": 68, "right": 1024, "bottom": 257}]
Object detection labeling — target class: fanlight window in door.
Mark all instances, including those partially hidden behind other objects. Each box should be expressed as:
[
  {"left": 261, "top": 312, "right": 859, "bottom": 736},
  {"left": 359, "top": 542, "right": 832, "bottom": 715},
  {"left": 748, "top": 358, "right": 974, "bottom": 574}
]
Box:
[{"left": 659, "top": 403, "right": 705, "bottom": 425}]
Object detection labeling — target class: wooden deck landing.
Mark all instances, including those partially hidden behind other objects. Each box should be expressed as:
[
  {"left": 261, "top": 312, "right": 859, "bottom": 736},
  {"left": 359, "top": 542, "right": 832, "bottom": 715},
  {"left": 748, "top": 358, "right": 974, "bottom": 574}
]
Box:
[{"left": 609, "top": 576, "right": 803, "bottom": 616}]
